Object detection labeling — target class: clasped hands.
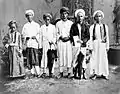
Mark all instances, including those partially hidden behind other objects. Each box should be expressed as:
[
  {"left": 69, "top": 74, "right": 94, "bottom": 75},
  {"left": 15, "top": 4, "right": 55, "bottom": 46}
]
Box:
[
  {"left": 5, "top": 43, "right": 16, "bottom": 48},
  {"left": 76, "top": 39, "right": 83, "bottom": 44},
  {"left": 31, "top": 36, "right": 36, "bottom": 39}
]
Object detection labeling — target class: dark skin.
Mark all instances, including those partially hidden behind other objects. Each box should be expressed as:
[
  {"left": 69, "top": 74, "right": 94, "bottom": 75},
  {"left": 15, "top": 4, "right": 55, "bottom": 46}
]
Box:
[
  {"left": 44, "top": 16, "right": 54, "bottom": 45},
  {"left": 44, "top": 16, "right": 51, "bottom": 26},
  {"left": 25, "top": 13, "right": 36, "bottom": 39},
  {"left": 76, "top": 12, "right": 85, "bottom": 44},
  {"left": 26, "top": 13, "right": 33, "bottom": 23},
  {"left": 9, "top": 23, "right": 17, "bottom": 33},
  {"left": 76, "top": 12, "right": 84, "bottom": 24},
  {"left": 94, "top": 12, "right": 109, "bottom": 52},
  {"left": 94, "top": 12, "right": 102, "bottom": 24}
]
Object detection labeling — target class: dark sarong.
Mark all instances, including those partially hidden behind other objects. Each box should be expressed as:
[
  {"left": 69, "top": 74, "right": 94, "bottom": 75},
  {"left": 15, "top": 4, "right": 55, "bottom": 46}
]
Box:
[
  {"left": 38, "top": 48, "right": 43, "bottom": 67},
  {"left": 26, "top": 48, "right": 39, "bottom": 69},
  {"left": 47, "top": 49, "right": 57, "bottom": 75},
  {"left": 73, "top": 51, "right": 84, "bottom": 78}
]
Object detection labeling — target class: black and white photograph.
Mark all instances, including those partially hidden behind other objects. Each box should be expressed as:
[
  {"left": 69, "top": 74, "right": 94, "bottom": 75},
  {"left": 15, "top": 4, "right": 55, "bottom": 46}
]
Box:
[{"left": 0, "top": 0, "right": 120, "bottom": 94}]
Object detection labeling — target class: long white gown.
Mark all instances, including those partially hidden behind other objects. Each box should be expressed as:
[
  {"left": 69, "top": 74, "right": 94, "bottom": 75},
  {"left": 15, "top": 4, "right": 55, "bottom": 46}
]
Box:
[
  {"left": 40, "top": 24, "right": 56, "bottom": 73},
  {"left": 89, "top": 24, "right": 109, "bottom": 77},
  {"left": 56, "top": 20, "right": 73, "bottom": 72}
]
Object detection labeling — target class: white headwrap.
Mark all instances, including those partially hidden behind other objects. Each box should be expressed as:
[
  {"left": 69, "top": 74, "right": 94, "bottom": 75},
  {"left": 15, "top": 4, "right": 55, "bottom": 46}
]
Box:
[
  {"left": 75, "top": 9, "right": 85, "bottom": 17},
  {"left": 25, "top": 9, "right": 34, "bottom": 16},
  {"left": 93, "top": 10, "right": 104, "bottom": 18}
]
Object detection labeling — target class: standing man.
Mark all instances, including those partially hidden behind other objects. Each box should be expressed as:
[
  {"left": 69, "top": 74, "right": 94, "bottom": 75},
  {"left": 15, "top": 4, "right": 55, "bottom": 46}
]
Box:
[
  {"left": 40, "top": 13, "right": 56, "bottom": 78},
  {"left": 56, "top": 7, "right": 73, "bottom": 78},
  {"left": 22, "top": 9, "right": 41, "bottom": 78},
  {"left": 89, "top": 10, "right": 109, "bottom": 80},
  {"left": 70, "top": 9, "right": 90, "bottom": 79}
]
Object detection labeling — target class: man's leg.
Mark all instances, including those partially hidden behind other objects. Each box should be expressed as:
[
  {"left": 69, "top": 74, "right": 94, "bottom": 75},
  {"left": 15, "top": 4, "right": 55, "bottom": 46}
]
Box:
[
  {"left": 77, "top": 63, "right": 82, "bottom": 79},
  {"left": 32, "top": 48, "right": 41, "bottom": 77},
  {"left": 35, "top": 66, "right": 40, "bottom": 76},
  {"left": 31, "top": 66, "right": 36, "bottom": 75},
  {"left": 38, "top": 48, "right": 42, "bottom": 68},
  {"left": 26, "top": 48, "right": 36, "bottom": 78},
  {"left": 59, "top": 66, "right": 63, "bottom": 78},
  {"left": 82, "top": 68, "right": 86, "bottom": 79},
  {"left": 67, "top": 67, "right": 73, "bottom": 78},
  {"left": 73, "top": 65, "right": 78, "bottom": 78},
  {"left": 77, "top": 52, "right": 84, "bottom": 79}
]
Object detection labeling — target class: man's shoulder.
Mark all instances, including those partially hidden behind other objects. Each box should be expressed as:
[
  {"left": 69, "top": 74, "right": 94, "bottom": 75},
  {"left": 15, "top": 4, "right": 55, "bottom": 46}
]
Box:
[
  {"left": 32, "top": 21, "right": 40, "bottom": 26},
  {"left": 103, "top": 24, "right": 108, "bottom": 28},
  {"left": 50, "top": 24, "right": 55, "bottom": 28},
  {"left": 23, "top": 22, "right": 28, "bottom": 26},
  {"left": 41, "top": 24, "right": 45, "bottom": 27},
  {"left": 40, "top": 24, "right": 47, "bottom": 30},
  {"left": 71, "top": 22, "right": 77, "bottom": 26},
  {"left": 56, "top": 20, "right": 62, "bottom": 25},
  {"left": 90, "top": 24, "right": 94, "bottom": 28},
  {"left": 67, "top": 20, "right": 73, "bottom": 24}
]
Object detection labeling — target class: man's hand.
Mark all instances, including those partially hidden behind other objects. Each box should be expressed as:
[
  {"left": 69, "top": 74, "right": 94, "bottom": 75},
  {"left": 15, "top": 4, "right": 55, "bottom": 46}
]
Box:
[
  {"left": 9, "top": 43, "right": 16, "bottom": 46},
  {"left": 31, "top": 36, "right": 36, "bottom": 39},
  {"left": 5, "top": 44, "right": 9, "bottom": 49},
  {"left": 22, "top": 45, "right": 26, "bottom": 50},
  {"left": 49, "top": 42, "right": 54, "bottom": 45},
  {"left": 26, "top": 37, "right": 30, "bottom": 41},
  {"left": 77, "top": 40, "right": 83, "bottom": 44},
  {"left": 89, "top": 49, "right": 93, "bottom": 54},
  {"left": 106, "top": 49, "right": 109, "bottom": 52},
  {"left": 38, "top": 48, "right": 43, "bottom": 55},
  {"left": 59, "top": 36, "right": 63, "bottom": 40}
]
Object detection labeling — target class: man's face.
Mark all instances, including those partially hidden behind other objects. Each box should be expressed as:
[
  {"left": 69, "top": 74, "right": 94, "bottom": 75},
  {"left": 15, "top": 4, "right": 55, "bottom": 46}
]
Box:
[
  {"left": 60, "top": 12, "right": 68, "bottom": 21},
  {"left": 10, "top": 23, "right": 17, "bottom": 31},
  {"left": 94, "top": 12, "right": 102, "bottom": 22},
  {"left": 77, "top": 12, "right": 84, "bottom": 23},
  {"left": 44, "top": 16, "right": 50, "bottom": 26},
  {"left": 26, "top": 13, "right": 33, "bottom": 22}
]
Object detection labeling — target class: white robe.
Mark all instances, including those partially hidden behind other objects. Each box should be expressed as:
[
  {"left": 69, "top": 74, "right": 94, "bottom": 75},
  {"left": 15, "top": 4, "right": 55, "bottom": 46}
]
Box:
[
  {"left": 89, "top": 24, "right": 109, "bottom": 76},
  {"left": 41, "top": 24, "right": 56, "bottom": 69},
  {"left": 22, "top": 21, "right": 40, "bottom": 49},
  {"left": 56, "top": 20, "right": 73, "bottom": 71}
]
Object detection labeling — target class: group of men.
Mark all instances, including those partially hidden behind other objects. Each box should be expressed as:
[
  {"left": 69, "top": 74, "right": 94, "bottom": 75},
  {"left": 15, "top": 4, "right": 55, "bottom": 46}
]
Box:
[{"left": 22, "top": 6, "right": 109, "bottom": 80}]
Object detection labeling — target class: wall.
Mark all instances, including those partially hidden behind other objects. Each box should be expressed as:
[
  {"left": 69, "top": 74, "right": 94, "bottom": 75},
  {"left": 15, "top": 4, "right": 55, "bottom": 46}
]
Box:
[
  {"left": 0, "top": 0, "right": 117, "bottom": 47},
  {"left": 0, "top": 0, "right": 62, "bottom": 46}
]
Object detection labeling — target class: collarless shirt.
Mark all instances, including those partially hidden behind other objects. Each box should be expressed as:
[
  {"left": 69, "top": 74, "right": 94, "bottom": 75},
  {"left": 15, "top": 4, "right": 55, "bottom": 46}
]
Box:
[
  {"left": 56, "top": 20, "right": 73, "bottom": 40},
  {"left": 41, "top": 24, "right": 56, "bottom": 43},
  {"left": 22, "top": 21, "right": 40, "bottom": 49}
]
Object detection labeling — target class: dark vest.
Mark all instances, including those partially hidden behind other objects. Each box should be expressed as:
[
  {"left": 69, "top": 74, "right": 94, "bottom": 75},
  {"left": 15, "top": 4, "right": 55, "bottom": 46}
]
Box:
[
  {"left": 93, "top": 24, "right": 106, "bottom": 42},
  {"left": 70, "top": 22, "right": 90, "bottom": 47}
]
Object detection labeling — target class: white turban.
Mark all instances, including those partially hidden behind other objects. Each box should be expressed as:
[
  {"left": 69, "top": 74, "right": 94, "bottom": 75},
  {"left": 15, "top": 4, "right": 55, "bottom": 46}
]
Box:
[
  {"left": 25, "top": 9, "right": 34, "bottom": 16},
  {"left": 75, "top": 9, "right": 85, "bottom": 17},
  {"left": 93, "top": 10, "right": 104, "bottom": 18}
]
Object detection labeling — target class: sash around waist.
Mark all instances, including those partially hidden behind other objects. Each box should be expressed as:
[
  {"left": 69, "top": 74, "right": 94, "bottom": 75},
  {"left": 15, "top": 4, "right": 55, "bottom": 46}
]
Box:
[{"left": 26, "top": 37, "right": 36, "bottom": 40}]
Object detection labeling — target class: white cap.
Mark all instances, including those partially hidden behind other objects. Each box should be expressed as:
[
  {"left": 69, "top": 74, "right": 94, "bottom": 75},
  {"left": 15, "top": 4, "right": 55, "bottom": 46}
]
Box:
[
  {"left": 25, "top": 9, "right": 34, "bottom": 16},
  {"left": 93, "top": 10, "right": 104, "bottom": 18},
  {"left": 75, "top": 9, "right": 85, "bottom": 17}
]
